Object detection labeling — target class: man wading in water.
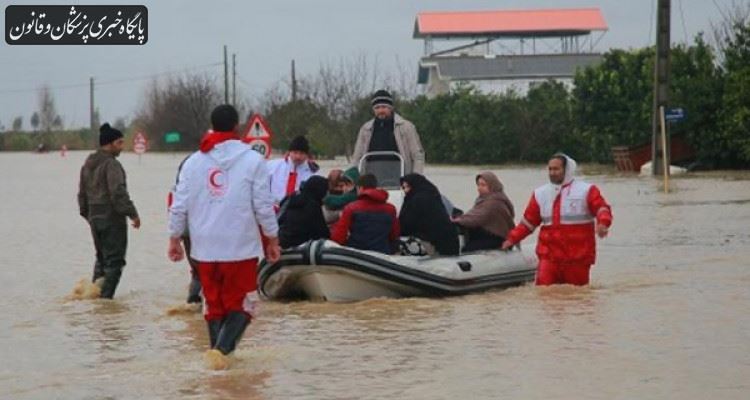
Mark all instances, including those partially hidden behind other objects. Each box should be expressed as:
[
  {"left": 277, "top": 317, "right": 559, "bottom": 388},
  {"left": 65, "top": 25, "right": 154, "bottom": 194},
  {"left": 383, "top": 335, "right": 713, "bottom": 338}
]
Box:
[
  {"left": 168, "top": 105, "right": 280, "bottom": 369},
  {"left": 502, "top": 153, "right": 612, "bottom": 285},
  {"left": 77, "top": 123, "right": 141, "bottom": 299}
]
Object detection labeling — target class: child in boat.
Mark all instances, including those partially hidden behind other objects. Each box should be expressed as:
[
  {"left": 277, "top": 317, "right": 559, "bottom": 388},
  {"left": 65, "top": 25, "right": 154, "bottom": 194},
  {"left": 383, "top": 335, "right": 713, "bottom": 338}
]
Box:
[{"left": 331, "top": 174, "right": 400, "bottom": 254}]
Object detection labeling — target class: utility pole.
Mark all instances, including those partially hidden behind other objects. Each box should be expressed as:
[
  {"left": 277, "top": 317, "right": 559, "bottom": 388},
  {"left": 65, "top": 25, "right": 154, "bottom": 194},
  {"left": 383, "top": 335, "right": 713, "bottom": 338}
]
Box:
[
  {"left": 89, "top": 77, "right": 95, "bottom": 144},
  {"left": 291, "top": 59, "right": 297, "bottom": 102},
  {"left": 232, "top": 53, "right": 237, "bottom": 107},
  {"left": 223, "top": 45, "right": 229, "bottom": 104},
  {"left": 652, "top": 0, "right": 671, "bottom": 176}
]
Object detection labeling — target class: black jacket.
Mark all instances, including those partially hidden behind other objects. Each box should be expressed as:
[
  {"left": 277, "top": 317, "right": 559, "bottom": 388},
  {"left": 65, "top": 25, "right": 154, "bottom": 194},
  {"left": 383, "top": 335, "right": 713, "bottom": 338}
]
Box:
[
  {"left": 278, "top": 176, "right": 330, "bottom": 248},
  {"left": 398, "top": 174, "right": 459, "bottom": 256}
]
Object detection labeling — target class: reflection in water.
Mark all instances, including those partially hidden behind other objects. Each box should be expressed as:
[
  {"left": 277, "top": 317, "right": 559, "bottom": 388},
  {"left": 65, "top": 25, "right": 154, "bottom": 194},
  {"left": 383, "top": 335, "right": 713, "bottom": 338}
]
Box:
[
  {"left": 200, "top": 370, "right": 271, "bottom": 400},
  {"left": 65, "top": 300, "right": 135, "bottom": 364},
  {"left": 1, "top": 153, "right": 749, "bottom": 399}
]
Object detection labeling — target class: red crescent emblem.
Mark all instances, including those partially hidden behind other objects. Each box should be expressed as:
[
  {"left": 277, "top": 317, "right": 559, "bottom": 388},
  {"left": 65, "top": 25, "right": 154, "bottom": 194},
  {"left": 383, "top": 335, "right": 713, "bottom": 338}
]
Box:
[{"left": 209, "top": 169, "right": 223, "bottom": 189}]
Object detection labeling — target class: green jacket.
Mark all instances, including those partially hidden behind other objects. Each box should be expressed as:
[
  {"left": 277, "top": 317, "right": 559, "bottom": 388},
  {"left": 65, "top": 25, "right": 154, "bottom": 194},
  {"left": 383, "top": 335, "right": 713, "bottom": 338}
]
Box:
[
  {"left": 323, "top": 189, "right": 357, "bottom": 210},
  {"left": 78, "top": 150, "right": 139, "bottom": 221}
]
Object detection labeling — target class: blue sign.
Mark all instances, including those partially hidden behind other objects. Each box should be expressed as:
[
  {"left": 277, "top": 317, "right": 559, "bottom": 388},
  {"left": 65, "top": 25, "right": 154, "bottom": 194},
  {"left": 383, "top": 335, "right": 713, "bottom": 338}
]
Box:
[{"left": 665, "top": 107, "right": 686, "bottom": 122}]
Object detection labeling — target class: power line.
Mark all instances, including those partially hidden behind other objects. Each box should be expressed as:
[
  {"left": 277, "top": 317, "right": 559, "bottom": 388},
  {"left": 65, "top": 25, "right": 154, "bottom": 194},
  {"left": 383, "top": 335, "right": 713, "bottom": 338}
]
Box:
[
  {"left": 98, "top": 62, "right": 223, "bottom": 86},
  {"left": 678, "top": 0, "right": 689, "bottom": 44},
  {"left": 236, "top": 75, "right": 264, "bottom": 89},
  {"left": 711, "top": 0, "right": 729, "bottom": 22},
  {"left": 0, "top": 61, "right": 223, "bottom": 95}
]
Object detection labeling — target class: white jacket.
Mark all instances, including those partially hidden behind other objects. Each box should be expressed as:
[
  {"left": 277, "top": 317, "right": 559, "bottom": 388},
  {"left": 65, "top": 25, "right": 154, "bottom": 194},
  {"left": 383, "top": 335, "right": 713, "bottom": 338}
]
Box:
[
  {"left": 168, "top": 140, "right": 278, "bottom": 262},
  {"left": 266, "top": 157, "right": 318, "bottom": 204}
]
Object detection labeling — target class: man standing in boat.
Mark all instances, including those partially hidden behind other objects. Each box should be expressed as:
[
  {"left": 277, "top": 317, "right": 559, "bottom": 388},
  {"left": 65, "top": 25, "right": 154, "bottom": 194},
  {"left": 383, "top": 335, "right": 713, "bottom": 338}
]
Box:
[
  {"left": 501, "top": 153, "right": 612, "bottom": 286},
  {"left": 168, "top": 105, "right": 280, "bottom": 369},
  {"left": 351, "top": 89, "right": 425, "bottom": 175},
  {"left": 77, "top": 123, "right": 140, "bottom": 299}
]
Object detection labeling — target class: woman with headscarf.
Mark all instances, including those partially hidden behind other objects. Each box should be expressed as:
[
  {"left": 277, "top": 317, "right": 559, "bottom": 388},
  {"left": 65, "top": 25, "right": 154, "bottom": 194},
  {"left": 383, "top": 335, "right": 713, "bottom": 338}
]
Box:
[
  {"left": 398, "top": 173, "right": 459, "bottom": 256},
  {"left": 452, "top": 171, "right": 515, "bottom": 252},
  {"left": 278, "top": 175, "right": 330, "bottom": 248}
]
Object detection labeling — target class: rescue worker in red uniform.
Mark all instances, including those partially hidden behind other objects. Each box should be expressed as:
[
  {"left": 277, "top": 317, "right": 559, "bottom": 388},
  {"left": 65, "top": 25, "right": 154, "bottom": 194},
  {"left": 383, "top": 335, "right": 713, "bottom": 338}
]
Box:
[{"left": 501, "top": 154, "right": 612, "bottom": 285}]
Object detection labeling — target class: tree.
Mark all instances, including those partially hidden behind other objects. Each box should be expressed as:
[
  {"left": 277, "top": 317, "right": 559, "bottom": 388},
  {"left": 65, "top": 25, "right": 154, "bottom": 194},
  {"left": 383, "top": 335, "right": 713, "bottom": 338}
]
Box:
[
  {"left": 266, "top": 98, "right": 339, "bottom": 157},
  {"left": 12, "top": 116, "right": 23, "bottom": 131},
  {"left": 718, "top": 20, "right": 750, "bottom": 167},
  {"left": 52, "top": 115, "right": 63, "bottom": 130},
  {"left": 670, "top": 35, "right": 724, "bottom": 166},
  {"left": 572, "top": 48, "right": 654, "bottom": 162},
  {"left": 37, "top": 85, "right": 60, "bottom": 132},
  {"left": 30, "top": 112, "right": 40, "bottom": 131},
  {"left": 134, "top": 73, "right": 221, "bottom": 150},
  {"left": 518, "top": 80, "right": 573, "bottom": 162},
  {"left": 711, "top": 0, "right": 750, "bottom": 65},
  {"left": 113, "top": 117, "right": 127, "bottom": 132}
]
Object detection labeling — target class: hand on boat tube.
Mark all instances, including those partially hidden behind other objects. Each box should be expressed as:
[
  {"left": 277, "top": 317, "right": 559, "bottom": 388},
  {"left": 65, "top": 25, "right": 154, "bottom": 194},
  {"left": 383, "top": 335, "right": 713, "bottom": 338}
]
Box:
[
  {"left": 168, "top": 237, "right": 184, "bottom": 262},
  {"left": 501, "top": 240, "right": 514, "bottom": 251}
]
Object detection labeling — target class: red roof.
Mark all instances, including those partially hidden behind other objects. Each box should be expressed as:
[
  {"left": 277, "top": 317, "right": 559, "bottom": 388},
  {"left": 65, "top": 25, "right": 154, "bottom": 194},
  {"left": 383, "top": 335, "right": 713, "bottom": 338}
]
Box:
[{"left": 414, "top": 8, "right": 608, "bottom": 38}]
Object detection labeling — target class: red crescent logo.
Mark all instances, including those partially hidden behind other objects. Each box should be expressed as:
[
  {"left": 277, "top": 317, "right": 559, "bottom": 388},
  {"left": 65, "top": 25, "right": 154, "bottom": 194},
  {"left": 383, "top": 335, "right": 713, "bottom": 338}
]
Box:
[{"left": 209, "top": 169, "right": 223, "bottom": 189}]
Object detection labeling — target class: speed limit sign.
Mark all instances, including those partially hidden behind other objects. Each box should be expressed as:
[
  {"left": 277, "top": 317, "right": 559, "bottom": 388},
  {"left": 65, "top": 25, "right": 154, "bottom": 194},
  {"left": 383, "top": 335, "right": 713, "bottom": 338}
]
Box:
[{"left": 247, "top": 138, "right": 271, "bottom": 158}]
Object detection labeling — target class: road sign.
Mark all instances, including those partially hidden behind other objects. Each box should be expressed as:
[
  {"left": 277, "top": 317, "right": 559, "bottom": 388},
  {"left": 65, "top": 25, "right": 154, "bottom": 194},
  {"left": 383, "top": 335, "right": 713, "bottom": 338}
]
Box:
[
  {"left": 242, "top": 114, "right": 273, "bottom": 140},
  {"left": 665, "top": 107, "right": 686, "bottom": 122},
  {"left": 241, "top": 114, "right": 273, "bottom": 158},
  {"left": 247, "top": 138, "right": 271, "bottom": 158},
  {"left": 133, "top": 132, "right": 148, "bottom": 154},
  {"left": 164, "top": 131, "right": 181, "bottom": 144},
  {"left": 133, "top": 142, "right": 147, "bottom": 154}
]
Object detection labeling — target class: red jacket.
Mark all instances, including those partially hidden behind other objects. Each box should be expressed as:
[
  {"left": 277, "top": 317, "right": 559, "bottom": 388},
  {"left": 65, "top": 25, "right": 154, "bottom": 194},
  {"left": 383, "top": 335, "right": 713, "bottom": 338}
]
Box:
[
  {"left": 331, "top": 188, "right": 400, "bottom": 254},
  {"left": 507, "top": 180, "right": 612, "bottom": 265}
]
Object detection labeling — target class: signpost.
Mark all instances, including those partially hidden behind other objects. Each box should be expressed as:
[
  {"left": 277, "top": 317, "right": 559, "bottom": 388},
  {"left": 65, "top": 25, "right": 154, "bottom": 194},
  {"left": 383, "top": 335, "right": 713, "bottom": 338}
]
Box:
[
  {"left": 241, "top": 114, "right": 273, "bottom": 158},
  {"left": 133, "top": 131, "right": 148, "bottom": 163},
  {"left": 658, "top": 107, "right": 685, "bottom": 193}
]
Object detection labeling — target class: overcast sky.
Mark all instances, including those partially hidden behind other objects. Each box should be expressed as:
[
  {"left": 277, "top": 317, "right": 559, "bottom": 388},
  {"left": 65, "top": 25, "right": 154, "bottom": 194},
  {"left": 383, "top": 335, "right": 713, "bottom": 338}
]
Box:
[{"left": 0, "top": 0, "right": 730, "bottom": 129}]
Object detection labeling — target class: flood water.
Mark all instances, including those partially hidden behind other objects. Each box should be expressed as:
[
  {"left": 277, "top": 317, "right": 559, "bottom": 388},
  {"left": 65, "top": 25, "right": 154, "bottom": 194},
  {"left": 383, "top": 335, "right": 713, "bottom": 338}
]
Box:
[{"left": 1, "top": 151, "right": 748, "bottom": 399}]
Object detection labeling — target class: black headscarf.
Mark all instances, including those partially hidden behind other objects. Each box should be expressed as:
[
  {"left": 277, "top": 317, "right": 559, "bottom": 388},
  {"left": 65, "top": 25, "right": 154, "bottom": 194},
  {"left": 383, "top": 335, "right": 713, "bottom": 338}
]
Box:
[
  {"left": 299, "top": 175, "right": 328, "bottom": 203},
  {"left": 400, "top": 173, "right": 441, "bottom": 200},
  {"left": 278, "top": 175, "right": 330, "bottom": 248},
  {"left": 398, "top": 173, "right": 459, "bottom": 255}
]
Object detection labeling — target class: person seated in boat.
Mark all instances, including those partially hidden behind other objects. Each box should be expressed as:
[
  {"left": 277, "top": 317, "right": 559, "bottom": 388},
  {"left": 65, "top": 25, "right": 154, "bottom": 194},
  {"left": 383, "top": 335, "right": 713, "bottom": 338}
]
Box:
[
  {"left": 327, "top": 169, "right": 344, "bottom": 195},
  {"left": 452, "top": 171, "right": 515, "bottom": 253},
  {"left": 323, "top": 166, "right": 359, "bottom": 225},
  {"left": 398, "top": 173, "right": 459, "bottom": 256},
  {"left": 278, "top": 175, "right": 330, "bottom": 248},
  {"left": 331, "top": 174, "right": 400, "bottom": 254}
]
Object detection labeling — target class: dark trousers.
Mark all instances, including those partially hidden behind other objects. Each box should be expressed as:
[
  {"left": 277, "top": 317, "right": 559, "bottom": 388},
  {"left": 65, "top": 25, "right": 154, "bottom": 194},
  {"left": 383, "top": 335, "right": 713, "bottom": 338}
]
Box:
[
  {"left": 90, "top": 217, "right": 128, "bottom": 299},
  {"left": 462, "top": 227, "right": 504, "bottom": 253},
  {"left": 183, "top": 235, "right": 202, "bottom": 303}
]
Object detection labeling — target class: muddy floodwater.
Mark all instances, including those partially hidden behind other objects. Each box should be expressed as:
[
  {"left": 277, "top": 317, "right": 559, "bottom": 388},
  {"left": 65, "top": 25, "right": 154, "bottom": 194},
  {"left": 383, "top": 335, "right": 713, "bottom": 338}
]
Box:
[{"left": 1, "top": 151, "right": 748, "bottom": 399}]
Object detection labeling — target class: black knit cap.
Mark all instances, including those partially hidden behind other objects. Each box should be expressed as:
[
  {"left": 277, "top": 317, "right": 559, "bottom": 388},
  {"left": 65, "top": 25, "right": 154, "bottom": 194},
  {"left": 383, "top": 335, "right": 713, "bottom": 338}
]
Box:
[
  {"left": 288, "top": 135, "right": 310, "bottom": 153},
  {"left": 99, "top": 123, "right": 123, "bottom": 146},
  {"left": 371, "top": 89, "right": 393, "bottom": 107}
]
